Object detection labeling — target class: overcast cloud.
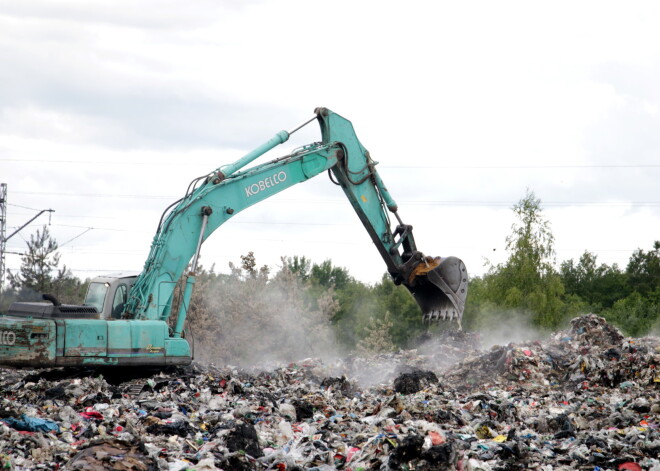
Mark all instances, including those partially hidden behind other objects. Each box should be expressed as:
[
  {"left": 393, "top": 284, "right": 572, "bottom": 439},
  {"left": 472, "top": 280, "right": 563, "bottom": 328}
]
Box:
[{"left": 1, "top": 0, "right": 659, "bottom": 285}]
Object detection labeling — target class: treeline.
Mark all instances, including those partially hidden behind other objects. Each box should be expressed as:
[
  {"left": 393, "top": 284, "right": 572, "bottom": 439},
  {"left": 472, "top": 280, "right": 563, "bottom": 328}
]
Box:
[
  {"left": 463, "top": 191, "right": 660, "bottom": 337},
  {"left": 171, "top": 252, "right": 426, "bottom": 364},
  {"left": 466, "top": 243, "right": 660, "bottom": 336},
  {"left": 1, "top": 226, "right": 86, "bottom": 308},
  {"left": 2, "top": 191, "right": 659, "bottom": 361}
]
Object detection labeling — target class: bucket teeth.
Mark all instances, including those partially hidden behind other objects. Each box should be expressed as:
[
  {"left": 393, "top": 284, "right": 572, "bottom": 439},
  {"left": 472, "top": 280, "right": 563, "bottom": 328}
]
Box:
[
  {"left": 423, "top": 309, "right": 459, "bottom": 325},
  {"left": 411, "top": 255, "right": 467, "bottom": 328}
]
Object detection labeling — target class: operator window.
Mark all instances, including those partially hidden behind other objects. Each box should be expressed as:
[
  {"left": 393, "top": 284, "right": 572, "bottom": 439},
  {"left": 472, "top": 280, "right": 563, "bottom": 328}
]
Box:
[
  {"left": 112, "top": 284, "right": 128, "bottom": 319},
  {"left": 84, "top": 282, "right": 109, "bottom": 313}
]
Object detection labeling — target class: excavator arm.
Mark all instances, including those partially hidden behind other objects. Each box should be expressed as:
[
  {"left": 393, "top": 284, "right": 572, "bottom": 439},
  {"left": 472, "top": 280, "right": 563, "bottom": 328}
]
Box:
[
  {"left": 125, "top": 108, "right": 468, "bottom": 331},
  {"left": 0, "top": 107, "right": 467, "bottom": 368}
]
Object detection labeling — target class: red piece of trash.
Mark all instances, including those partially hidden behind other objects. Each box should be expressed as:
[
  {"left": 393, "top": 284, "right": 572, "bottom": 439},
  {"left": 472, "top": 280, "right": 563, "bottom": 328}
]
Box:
[
  {"left": 522, "top": 349, "right": 532, "bottom": 356},
  {"left": 618, "top": 462, "right": 642, "bottom": 471},
  {"left": 346, "top": 447, "right": 360, "bottom": 462},
  {"left": 429, "top": 430, "right": 445, "bottom": 445},
  {"left": 80, "top": 411, "right": 104, "bottom": 420}
]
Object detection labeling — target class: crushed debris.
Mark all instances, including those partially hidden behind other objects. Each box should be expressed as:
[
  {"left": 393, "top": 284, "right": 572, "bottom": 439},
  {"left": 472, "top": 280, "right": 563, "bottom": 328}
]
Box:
[
  {"left": 393, "top": 369, "right": 439, "bottom": 395},
  {"left": 0, "top": 314, "right": 658, "bottom": 470}
]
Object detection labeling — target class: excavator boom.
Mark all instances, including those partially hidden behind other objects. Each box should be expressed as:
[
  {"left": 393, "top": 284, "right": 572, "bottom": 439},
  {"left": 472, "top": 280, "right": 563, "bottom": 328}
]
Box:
[{"left": 0, "top": 108, "right": 467, "bottom": 368}]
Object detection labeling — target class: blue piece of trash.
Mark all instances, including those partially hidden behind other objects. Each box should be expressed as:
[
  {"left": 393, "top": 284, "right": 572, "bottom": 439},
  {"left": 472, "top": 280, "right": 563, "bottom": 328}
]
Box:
[{"left": 1, "top": 414, "right": 60, "bottom": 433}]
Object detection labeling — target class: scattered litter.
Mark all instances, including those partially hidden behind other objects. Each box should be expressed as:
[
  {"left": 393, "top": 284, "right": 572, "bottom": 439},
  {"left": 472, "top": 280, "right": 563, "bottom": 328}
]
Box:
[
  {"left": 67, "top": 439, "right": 156, "bottom": 470},
  {"left": 1, "top": 414, "right": 60, "bottom": 433},
  {"left": 0, "top": 314, "right": 658, "bottom": 470}
]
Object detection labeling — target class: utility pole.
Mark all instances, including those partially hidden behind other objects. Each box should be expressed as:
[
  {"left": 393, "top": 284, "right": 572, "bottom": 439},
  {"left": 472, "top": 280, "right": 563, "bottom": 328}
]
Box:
[
  {"left": 0, "top": 183, "right": 55, "bottom": 290},
  {"left": 0, "top": 184, "right": 6, "bottom": 292}
]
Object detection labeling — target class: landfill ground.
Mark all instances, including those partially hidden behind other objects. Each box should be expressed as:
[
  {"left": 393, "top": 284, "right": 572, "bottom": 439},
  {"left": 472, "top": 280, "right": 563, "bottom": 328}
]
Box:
[{"left": 0, "top": 314, "right": 658, "bottom": 471}]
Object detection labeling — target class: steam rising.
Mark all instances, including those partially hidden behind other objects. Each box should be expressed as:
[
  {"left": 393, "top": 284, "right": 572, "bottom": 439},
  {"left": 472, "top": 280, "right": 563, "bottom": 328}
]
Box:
[
  {"left": 186, "top": 266, "right": 346, "bottom": 368},
  {"left": 473, "top": 309, "right": 550, "bottom": 349},
  {"left": 186, "top": 267, "right": 556, "bottom": 386}
]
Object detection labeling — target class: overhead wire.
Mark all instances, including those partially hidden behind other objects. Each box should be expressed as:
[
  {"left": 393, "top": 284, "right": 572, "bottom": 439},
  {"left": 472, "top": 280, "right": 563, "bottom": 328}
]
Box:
[
  {"left": 7, "top": 202, "right": 45, "bottom": 211},
  {"left": 58, "top": 228, "right": 94, "bottom": 248},
  {"left": 7, "top": 191, "right": 660, "bottom": 207},
  {"left": 5, "top": 150, "right": 657, "bottom": 279},
  {"left": 2, "top": 157, "right": 659, "bottom": 169}
]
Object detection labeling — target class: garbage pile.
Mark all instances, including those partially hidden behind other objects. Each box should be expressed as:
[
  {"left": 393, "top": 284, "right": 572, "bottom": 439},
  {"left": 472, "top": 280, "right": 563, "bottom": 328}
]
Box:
[
  {"left": 442, "top": 314, "right": 660, "bottom": 390},
  {"left": 0, "top": 314, "right": 658, "bottom": 470}
]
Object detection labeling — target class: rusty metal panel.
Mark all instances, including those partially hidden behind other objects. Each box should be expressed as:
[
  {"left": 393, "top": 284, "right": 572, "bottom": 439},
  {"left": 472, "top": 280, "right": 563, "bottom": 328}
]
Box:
[
  {"left": 63, "top": 320, "right": 108, "bottom": 357},
  {"left": 0, "top": 317, "right": 56, "bottom": 366}
]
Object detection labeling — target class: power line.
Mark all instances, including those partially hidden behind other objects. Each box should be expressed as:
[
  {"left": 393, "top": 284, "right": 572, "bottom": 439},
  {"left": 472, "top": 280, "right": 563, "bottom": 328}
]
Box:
[
  {"left": 8, "top": 205, "right": 117, "bottom": 219},
  {"left": 59, "top": 228, "right": 93, "bottom": 248},
  {"left": 1, "top": 158, "right": 176, "bottom": 166},
  {"left": 7, "top": 202, "right": 47, "bottom": 211},
  {"left": 6, "top": 223, "right": 141, "bottom": 233},
  {"left": 13, "top": 219, "right": 352, "bottom": 228},
  {"left": 401, "top": 201, "right": 660, "bottom": 207},
  {"left": 2, "top": 157, "right": 659, "bottom": 169},
  {"left": 384, "top": 164, "right": 660, "bottom": 169},
  {"left": 4, "top": 201, "right": 658, "bottom": 238},
  {"left": 12, "top": 191, "right": 174, "bottom": 199},
  {"left": 8, "top": 191, "right": 660, "bottom": 207}
]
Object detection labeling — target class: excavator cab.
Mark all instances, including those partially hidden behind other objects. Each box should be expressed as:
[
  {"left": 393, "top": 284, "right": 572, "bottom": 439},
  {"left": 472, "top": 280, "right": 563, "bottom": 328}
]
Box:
[{"left": 83, "top": 274, "right": 138, "bottom": 320}]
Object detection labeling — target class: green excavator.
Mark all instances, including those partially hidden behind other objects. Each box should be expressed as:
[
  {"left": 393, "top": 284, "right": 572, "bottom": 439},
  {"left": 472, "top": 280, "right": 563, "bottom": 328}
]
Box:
[{"left": 0, "top": 108, "right": 468, "bottom": 368}]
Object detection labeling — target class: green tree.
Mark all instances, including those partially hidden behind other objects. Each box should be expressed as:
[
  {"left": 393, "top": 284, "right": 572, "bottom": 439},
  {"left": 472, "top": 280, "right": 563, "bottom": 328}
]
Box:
[
  {"left": 283, "top": 256, "right": 434, "bottom": 348},
  {"left": 357, "top": 311, "right": 396, "bottom": 354},
  {"left": 595, "top": 241, "right": 660, "bottom": 336},
  {"left": 626, "top": 241, "right": 660, "bottom": 297},
  {"left": 372, "top": 274, "right": 424, "bottom": 347},
  {"left": 462, "top": 275, "right": 496, "bottom": 331},
  {"left": 331, "top": 278, "right": 375, "bottom": 348},
  {"left": 310, "top": 259, "right": 353, "bottom": 290},
  {"left": 283, "top": 255, "right": 313, "bottom": 283},
  {"left": 51, "top": 268, "right": 87, "bottom": 304},
  {"left": 482, "top": 190, "right": 566, "bottom": 328},
  {"left": 560, "top": 251, "right": 629, "bottom": 310},
  {"left": 7, "top": 225, "right": 74, "bottom": 301},
  {"left": 237, "top": 251, "right": 270, "bottom": 279},
  {"left": 602, "top": 291, "right": 660, "bottom": 337}
]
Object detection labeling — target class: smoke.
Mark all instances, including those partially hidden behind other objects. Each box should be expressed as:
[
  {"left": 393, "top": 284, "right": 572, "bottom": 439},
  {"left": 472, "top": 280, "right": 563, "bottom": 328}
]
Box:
[
  {"left": 186, "top": 268, "right": 347, "bottom": 369},
  {"left": 347, "top": 309, "right": 556, "bottom": 388},
  {"left": 184, "top": 267, "right": 565, "bottom": 388},
  {"left": 649, "top": 316, "right": 660, "bottom": 338},
  {"left": 338, "top": 354, "right": 403, "bottom": 389},
  {"left": 473, "top": 309, "right": 550, "bottom": 349}
]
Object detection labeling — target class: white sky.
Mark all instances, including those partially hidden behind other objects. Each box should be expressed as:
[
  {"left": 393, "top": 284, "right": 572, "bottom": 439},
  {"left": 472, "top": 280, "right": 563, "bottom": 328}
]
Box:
[{"left": 1, "top": 0, "right": 659, "bottom": 285}]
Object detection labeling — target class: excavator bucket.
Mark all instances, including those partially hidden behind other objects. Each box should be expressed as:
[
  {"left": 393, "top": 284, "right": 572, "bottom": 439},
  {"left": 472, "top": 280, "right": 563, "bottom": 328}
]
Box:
[{"left": 407, "top": 256, "right": 468, "bottom": 326}]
